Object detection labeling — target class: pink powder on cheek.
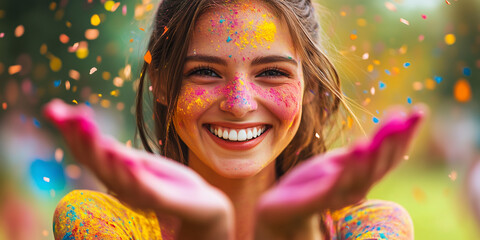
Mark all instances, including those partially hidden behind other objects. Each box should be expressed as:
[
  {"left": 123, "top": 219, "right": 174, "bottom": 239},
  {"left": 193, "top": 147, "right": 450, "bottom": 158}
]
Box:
[
  {"left": 249, "top": 81, "right": 302, "bottom": 121},
  {"left": 176, "top": 85, "right": 217, "bottom": 119}
]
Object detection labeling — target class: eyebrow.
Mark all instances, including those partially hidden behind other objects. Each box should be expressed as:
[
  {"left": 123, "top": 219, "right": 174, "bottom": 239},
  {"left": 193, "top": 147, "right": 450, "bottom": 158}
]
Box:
[{"left": 184, "top": 54, "right": 298, "bottom": 67}]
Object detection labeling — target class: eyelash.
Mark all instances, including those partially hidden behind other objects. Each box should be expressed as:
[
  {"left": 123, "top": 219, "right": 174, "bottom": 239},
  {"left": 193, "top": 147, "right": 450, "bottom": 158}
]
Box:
[
  {"left": 257, "top": 67, "right": 291, "bottom": 78},
  {"left": 187, "top": 65, "right": 220, "bottom": 78},
  {"left": 186, "top": 66, "right": 291, "bottom": 79}
]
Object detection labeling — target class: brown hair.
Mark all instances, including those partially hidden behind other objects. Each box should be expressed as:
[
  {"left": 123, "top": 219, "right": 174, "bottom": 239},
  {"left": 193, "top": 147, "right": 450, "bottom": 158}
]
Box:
[{"left": 135, "top": 0, "right": 343, "bottom": 178}]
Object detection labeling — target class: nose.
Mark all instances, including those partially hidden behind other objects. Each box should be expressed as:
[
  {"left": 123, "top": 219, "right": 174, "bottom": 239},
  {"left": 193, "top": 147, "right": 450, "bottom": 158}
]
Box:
[{"left": 219, "top": 77, "right": 258, "bottom": 118}]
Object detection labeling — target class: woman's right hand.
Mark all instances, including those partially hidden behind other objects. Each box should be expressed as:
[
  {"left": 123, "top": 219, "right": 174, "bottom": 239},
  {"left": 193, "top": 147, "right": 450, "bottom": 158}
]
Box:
[{"left": 43, "top": 99, "right": 234, "bottom": 240}]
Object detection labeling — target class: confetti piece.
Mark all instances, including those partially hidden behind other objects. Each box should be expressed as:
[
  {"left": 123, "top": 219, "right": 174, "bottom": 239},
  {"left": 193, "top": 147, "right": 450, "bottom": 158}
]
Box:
[
  {"left": 69, "top": 69, "right": 80, "bottom": 80},
  {"left": 407, "top": 97, "right": 412, "bottom": 104},
  {"left": 54, "top": 80, "right": 61, "bottom": 87},
  {"left": 445, "top": 0, "right": 451, "bottom": 5},
  {"left": 373, "top": 117, "right": 379, "bottom": 123},
  {"left": 418, "top": 35, "right": 425, "bottom": 42},
  {"left": 0, "top": 32, "right": 4, "bottom": 38},
  {"left": 315, "top": 133, "right": 320, "bottom": 138},
  {"left": 89, "top": 67, "right": 97, "bottom": 74},
  {"left": 72, "top": 99, "right": 78, "bottom": 104},
  {"left": 104, "top": 0, "right": 115, "bottom": 11},
  {"left": 2, "top": 103, "right": 6, "bottom": 110},
  {"left": 400, "top": 18, "right": 410, "bottom": 26},
  {"left": 14, "top": 25, "right": 24, "bottom": 37},
  {"left": 362, "top": 53, "right": 369, "bottom": 60},
  {"left": 448, "top": 170, "right": 457, "bottom": 181},
  {"left": 349, "top": 33, "right": 357, "bottom": 40},
  {"left": 102, "top": 71, "right": 111, "bottom": 80},
  {"left": 413, "top": 81, "right": 423, "bottom": 91},
  {"left": 85, "top": 29, "right": 99, "bottom": 40},
  {"left": 55, "top": 148, "right": 63, "bottom": 162},
  {"left": 59, "top": 33, "right": 69, "bottom": 44},
  {"left": 161, "top": 26, "right": 169, "bottom": 36},
  {"left": 49, "top": 56, "right": 62, "bottom": 72},
  {"left": 385, "top": 69, "right": 391, "bottom": 75},
  {"left": 434, "top": 76, "right": 443, "bottom": 83},
  {"left": 43, "top": 177, "right": 50, "bottom": 183},
  {"left": 385, "top": 2, "right": 397, "bottom": 11},
  {"left": 91, "top": 14, "right": 101, "bottom": 26},
  {"left": 413, "top": 187, "right": 426, "bottom": 203},
  {"left": 139, "top": 27, "right": 145, "bottom": 31},
  {"left": 454, "top": 79, "right": 471, "bottom": 103},
  {"left": 404, "top": 62, "right": 411, "bottom": 68},
  {"left": 65, "top": 80, "right": 70, "bottom": 90},
  {"left": 122, "top": 5, "right": 127, "bottom": 16},
  {"left": 379, "top": 81, "right": 386, "bottom": 89},
  {"left": 425, "top": 78, "right": 436, "bottom": 90},
  {"left": 8, "top": 65, "right": 22, "bottom": 75},
  {"left": 65, "top": 164, "right": 82, "bottom": 179},
  {"left": 33, "top": 118, "right": 41, "bottom": 128},
  {"left": 144, "top": 50, "right": 152, "bottom": 64},
  {"left": 421, "top": 14, "right": 427, "bottom": 19},
  {"left": 226, "top": 36, "right": 232, "bottom": 43},
  {"left": 370, "top": 87, "right": 375, "bottom": 95},
  {"left": 463, "top": 67, "right": 471, "bottom": 76},
  {"left": 444, "top": 33, "right": 456, "bottom": 45}
]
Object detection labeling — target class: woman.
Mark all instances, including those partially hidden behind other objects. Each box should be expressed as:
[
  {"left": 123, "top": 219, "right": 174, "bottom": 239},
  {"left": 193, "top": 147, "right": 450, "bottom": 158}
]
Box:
[{"left": 47, "top": 0, "right": 423, "bottom": 239}]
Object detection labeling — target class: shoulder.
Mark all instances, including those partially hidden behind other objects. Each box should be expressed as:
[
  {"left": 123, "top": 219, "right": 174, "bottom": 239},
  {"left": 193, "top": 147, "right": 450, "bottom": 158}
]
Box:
[
  {"left": 329, "top": 199, "right": 414, "bottom": 239},
  {"left": 53, "top": 190, "right": 163, "bottom": 240}
]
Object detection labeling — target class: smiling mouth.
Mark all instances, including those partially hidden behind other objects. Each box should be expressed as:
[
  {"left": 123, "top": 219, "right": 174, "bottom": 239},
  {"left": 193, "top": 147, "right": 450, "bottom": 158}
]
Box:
[{"left": 204, "top": 124, "right": 271, "bottom": 142}]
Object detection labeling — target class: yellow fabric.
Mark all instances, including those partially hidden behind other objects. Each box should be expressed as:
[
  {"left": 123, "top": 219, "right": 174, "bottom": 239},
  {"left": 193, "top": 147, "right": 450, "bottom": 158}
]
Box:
[
  {"left": 53, "top": 190, "right": 412, "bottom": 239},
  {"left": 53, "top": 190, "right": 163, "bottom": 240}
]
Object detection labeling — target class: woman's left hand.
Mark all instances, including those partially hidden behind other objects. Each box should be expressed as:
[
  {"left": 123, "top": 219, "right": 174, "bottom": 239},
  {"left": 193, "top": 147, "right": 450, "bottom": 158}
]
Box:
[{"left": 255, "top": 107, "right": 425, "bottom": 236}]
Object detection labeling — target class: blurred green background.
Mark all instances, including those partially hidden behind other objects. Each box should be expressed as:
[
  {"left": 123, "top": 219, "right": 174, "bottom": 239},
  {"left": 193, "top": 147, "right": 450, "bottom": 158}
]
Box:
[{"left": 0, "top": 0, "right": 479, "bottom": 239}]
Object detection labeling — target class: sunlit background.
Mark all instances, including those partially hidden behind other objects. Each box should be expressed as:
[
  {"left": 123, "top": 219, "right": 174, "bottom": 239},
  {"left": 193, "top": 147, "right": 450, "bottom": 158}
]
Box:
[{"left": 0, "top": 0, "right": 479, "bottom": 239}]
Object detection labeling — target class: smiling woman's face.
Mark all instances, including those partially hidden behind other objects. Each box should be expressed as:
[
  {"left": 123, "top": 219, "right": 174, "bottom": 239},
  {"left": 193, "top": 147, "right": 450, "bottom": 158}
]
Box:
[{"left": 173, "top": 1, "right": 304, "bottom": 178}]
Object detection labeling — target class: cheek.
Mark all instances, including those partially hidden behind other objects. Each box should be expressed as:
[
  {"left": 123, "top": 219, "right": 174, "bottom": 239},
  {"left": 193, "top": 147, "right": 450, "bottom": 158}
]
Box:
[
  {"left": 175, "top": 85, "right": 218, "bottom": 125},
  {"left": 249, "top": 81, "right": 302, "bottom": 122}
]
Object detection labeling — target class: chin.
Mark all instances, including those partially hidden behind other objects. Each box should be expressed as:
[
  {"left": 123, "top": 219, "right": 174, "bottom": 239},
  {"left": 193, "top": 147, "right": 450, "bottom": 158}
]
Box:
[{"left": 212, "top": 159, "right": 271, "bottom": 179}]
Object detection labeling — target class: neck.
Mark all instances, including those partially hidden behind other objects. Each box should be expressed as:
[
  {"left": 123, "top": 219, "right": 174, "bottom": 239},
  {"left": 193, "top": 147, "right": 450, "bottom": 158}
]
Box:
[{"left": 189, "top": 155, "right": 276, "bottom": 240}]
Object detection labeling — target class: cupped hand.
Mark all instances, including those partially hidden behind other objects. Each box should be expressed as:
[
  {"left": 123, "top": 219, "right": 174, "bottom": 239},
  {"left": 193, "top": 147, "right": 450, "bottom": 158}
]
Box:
[
  {"left": 43, "top": 99, "right": 234, "bottom": 239},
  {"left": 256, "top": 107, "right": 425, "bottom": 227}
]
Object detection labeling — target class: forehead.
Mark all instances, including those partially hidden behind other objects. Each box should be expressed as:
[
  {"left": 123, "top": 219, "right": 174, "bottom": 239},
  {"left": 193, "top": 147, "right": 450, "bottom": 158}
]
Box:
[{"left": 190, "top": 1, "right": 296, "bottom": 58}]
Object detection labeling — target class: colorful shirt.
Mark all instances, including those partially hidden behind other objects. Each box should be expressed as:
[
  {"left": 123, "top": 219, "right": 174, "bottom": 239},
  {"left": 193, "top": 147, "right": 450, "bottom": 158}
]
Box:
[{"left": 53, "top": 190, "right": 413, "bottom": 240}]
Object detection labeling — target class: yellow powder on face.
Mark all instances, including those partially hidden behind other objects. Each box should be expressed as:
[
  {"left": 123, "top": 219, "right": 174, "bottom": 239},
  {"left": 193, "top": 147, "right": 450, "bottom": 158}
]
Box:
[{"left": 235, "top": 15, "right": 277, "bottom": 50}]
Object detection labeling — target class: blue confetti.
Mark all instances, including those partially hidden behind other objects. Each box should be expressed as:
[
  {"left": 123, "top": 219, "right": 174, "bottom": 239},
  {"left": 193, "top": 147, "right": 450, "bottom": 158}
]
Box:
[
  {"left": 363, "top": 90, "right": 368, "bottom": 94},
  {"left": 379, "top": 81, "right": 386, "bottom": 90},
  {"left": 404, "top": 62, "right": 411, "bottom": 68},
  {"left": 373, "top": 117, "right": 379, "bottom": 123},
  {"left": 226, "top": 36, "right": 232, "bottom": 43},
  {"left": 385, "top": 69, "right": 391, "bottom": 75},
  {"left": 463, "top": 67, "right": 471, "bottom": 76},
  {"left": 228, "top": 55, "right": 232, "bottom": 58},
  {"left": 85, "top": 101, "right": 91, "bottom": 107},
  {"left": 219, "top": 19, "right": 225, "bottom": 23},
  {"left": 344, "top": 215, "right": 353, "bottom": 222},
  {"left": 407, "top": 97, "right": 412, "bottom": 104},
  {"left": 434, "top": 76, "right": 443, "bottom": 83},
  {"left": 54, "top": 80, "right": 61, "bottom": 87},
  {"left": 33, "top": 118, "right": 41, "bottom": 128}
]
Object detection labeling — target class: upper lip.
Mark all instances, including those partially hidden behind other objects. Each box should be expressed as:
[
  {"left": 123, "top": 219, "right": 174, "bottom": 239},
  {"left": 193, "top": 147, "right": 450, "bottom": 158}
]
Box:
[{"left": 205, "top": 122, "right": 271, "bottom": 129}]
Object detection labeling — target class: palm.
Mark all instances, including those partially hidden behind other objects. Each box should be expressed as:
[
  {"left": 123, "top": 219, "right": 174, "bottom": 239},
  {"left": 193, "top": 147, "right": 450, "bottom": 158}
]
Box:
[
  {"left": 257, "top": 109, "right": 424, "bottom": 225},
  {"left": 43, "top": 99, "right": 232, "bottom": 223}
]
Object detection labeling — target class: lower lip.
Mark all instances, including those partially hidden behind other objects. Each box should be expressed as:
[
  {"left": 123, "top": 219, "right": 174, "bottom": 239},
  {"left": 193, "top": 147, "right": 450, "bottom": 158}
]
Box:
[{"left": 205, "top": 126, "right": 270, "bottom": 151}]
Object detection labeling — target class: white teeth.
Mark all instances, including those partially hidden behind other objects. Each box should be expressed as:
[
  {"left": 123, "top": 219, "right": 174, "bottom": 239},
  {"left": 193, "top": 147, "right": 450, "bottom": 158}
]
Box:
[
  {"left": 208, "top": 125, "right": 267, "bottom": 142},
  {"left": 238, "top": 130, "right": 247, "bottom": 141},
  {"left": 222, "top": 129, "right": 229, "bottom": 139},
  {"left": 218, "top": 128, "right": 223, "bottom": 138},
  {"left": 247, "top": 129, "right": 253, "bottom": 139},
  {"left": 228, "top": 129, "right": 238, "bottom": 141}
]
